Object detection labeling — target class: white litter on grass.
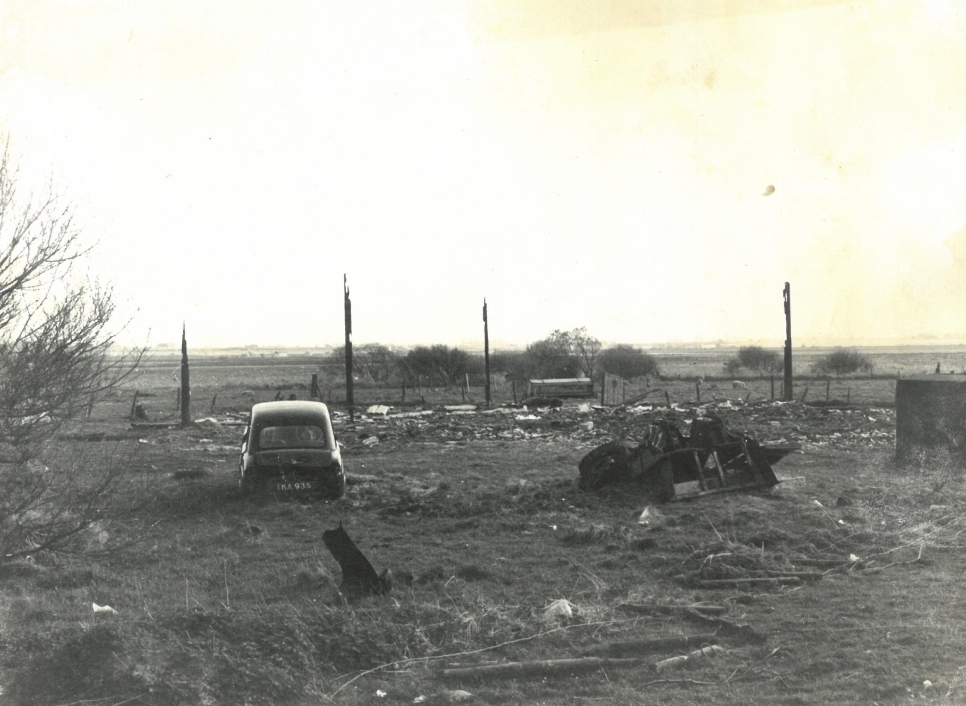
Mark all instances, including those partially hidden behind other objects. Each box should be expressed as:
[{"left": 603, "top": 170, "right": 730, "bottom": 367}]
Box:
[
  {"left": 444, "top": 690, "right": 473, "bottom": 703},
  {"left": 366, "top": 405, "right": 390, "bottom": 416},
  {"left": 515, "top": 414, "right": 539, "bottom": 420},
  {"left": 92, "top": 603, "right": 118, "bottom": 614},
  {"left": 376, "top": 690, "right": 387, "bottom": 697},
  {"left": 544, "top": 598, "right": 576, "bottom": 619},
  {"left": 849, "top": 554, "right": 861, "bottom": 562},
  {"left": 577, "top": 403, "right": 591, "bottom": 413}
]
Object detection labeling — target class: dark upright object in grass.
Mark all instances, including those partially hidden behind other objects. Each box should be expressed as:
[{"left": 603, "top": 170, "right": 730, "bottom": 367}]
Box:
[
  {"left": 896, "top": 376, "right": 966, "bottom": 464},
  {"left": 180, "top": 323, "right": 191, "bottom": 425},
  {"left": 483, "top": 298, "right": 491, "bottom": 407},
  {"left": 344, "top": 274, "right": 354, "bottom": 421},
  {"left": 322, "top": 523, "right": 392, "bottom": 596},
  {"left": 783, "top": 282, "right": 793, "bottom": 402}
]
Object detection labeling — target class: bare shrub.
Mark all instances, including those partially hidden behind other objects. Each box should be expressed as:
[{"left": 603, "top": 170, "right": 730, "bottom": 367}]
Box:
[
  {"left": 0, "top": 141, "right": 144, "bottom": 563},
  {"left": 812, "top": 348, "right": 874, "bottom": 376}
]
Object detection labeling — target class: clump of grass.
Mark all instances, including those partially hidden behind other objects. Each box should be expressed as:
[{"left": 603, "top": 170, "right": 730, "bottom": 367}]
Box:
[{"left": 560, "top": 522, "right": 634, "bottom": 547}]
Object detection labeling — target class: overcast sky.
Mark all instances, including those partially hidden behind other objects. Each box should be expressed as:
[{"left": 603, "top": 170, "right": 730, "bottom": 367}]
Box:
[{"left": 1, "top": 0, "right": 965, "bottom": 349}]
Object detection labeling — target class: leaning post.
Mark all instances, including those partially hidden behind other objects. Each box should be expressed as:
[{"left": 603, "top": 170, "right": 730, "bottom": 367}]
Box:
[
  {"left": 483, "top": 298, "right": 491, "bottom": 407},
  {"left": 344, "top": 274, "right": 354, "bottom": 421},
  {"left": 783, "top": 282, "right": 793, "bottom": 402},
  {"left": 180, "top": 323, "right": 191, "bottom": 426}
]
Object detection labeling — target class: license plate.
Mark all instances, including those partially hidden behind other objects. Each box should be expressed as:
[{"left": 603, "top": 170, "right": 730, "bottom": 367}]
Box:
[{"left": 275, "top": 481, "right": 314, "bottom": 492}]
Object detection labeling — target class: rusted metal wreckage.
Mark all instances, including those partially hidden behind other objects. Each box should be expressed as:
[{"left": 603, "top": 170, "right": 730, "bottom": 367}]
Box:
[{"left": 578, "top": 416, "right": 797, "bottom": 502}]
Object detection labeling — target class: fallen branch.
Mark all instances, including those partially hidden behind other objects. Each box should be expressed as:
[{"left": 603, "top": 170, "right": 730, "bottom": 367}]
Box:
[
  {"left": 327, "top": 619, "right": 628, "bottom": 697},
  {"left": 655, "top": 645, "right": 727, "bottom": 672},
  {"left": 441, "top": 656, "right": 648, "bottom": 679},
  {"left": 678, "top": 611, "right": 768, "bottom": 644},
  {"left": 694, "top": 577, "right": 802, "bottom": 588},
  {"left": 580, "top": 634, "right": 718, "bottom": 657},
  {"left": 617, "top": 603, "right": 728, "bottom": 617}
]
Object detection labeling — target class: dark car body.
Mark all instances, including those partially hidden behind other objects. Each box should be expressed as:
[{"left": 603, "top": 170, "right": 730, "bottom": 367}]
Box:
[{"left": 239, "top": 401, "right": 345, "bottom": 498}]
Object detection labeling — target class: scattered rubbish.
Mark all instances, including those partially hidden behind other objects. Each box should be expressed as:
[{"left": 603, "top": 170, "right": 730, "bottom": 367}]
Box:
[
  {"left": 376, "top": 690, "right": 387, "bottom": 698},
  {"left": 578, "top": 403, "right": 591, "bottom": 413},
  {"left": 443, "top": 690, "right": 474, "bottom": 702},
  {"left": 366, "top": 405, "right": 390, "bottom": 416},
  {"left": 522, "top": 396, "right": 564, "bottom": 409},
  {"left": 655, "top": 644, "right": 726, "bottom": 671},
  {"left": 322, "top": 522, "right": 392, "bottom": 597},
  {"left": 544, "top": 598, "right": 576, "bottom": 620},
  {"left": 578, "top": 421, "right": 594, "bottom": 431},
  {"left": 361, "top": 436, "right": 380, "bottom": 446},
  {"left": 443, "top": 405, "right": 478, "bottom": 412},
  {"left": 637, "top": 506, "right": 663, "bottom": 527},
  {"left": 92, "top": 603, "right": 118, "bottom": 614},
  {"left": 414, "top": 697, "right": 427, "bottom": 704},
  {"left": 578, "top": 415, "right": 794, "bottom": 502}
]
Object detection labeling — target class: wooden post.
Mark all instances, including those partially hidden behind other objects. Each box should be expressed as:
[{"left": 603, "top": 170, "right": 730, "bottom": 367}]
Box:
[
  {"left": 402, "top": 380, "right": 406, "bottom": 403},
  {"left": 826, "top": 379, "right": 830, "bottom": 402},
  {"left": 696, "top": 381, "right": 701, "bottom": 404},
  {"left": 344, "top": 274, "right": 354, "bottom": 421},
  {"left": 210, "top": 394, "right": 217, "bottom": 413},
  {"left": 465, "top": 372, "right": 470, "bottom": 392},
  {"left": 483, "top": 299, "right": 491, "bottom": 407},
  {"left": 770, "top": 375, "right": 775, "bottom": 401},
  {"left": 512, "top": 378, "right": 517, "bottom": 404},
  {"left": 129, "top": 390, "right": 140, "bottom": 418},
  {"left": 601, "top": 374, "right": 606, "bottom": 406},
  {"left": 180, "top": 323, "right": 191, "bottom": 425},
  {"left": 665, "top": 390, "right": 671, "bottom": 408},
  {"left": 783, "top": 282, "right": 793, "bottom": 401},
  {"left": 847, "top": 387, "right": 851, "bottom": 404},
  {"left": 310, "top": 374, "right": 320, "bottom": 399}
]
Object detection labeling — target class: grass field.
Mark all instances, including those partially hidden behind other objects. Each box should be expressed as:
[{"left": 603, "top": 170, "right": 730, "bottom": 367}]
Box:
[{"left": 2, "top": 348, "right": 966, "bottom": 704}]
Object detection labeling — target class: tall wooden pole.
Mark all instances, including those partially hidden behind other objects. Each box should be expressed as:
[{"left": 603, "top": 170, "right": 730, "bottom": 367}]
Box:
[
  {"left": 344, "top": 274, "right": 354, "bottom": 421},
  {"left": 783, "top": 282, "right": 793, "bottom": 402},
  {"left": 483, "top": 299, "right": 491, "bottom": 407},
  {"left": 180, "top": 323, "right": 191, "bottom": 425}
]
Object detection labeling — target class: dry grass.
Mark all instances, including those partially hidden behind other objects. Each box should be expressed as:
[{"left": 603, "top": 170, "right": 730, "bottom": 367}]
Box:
[{"left": 4, "top": 353, "right": 966, "bottom": 704}]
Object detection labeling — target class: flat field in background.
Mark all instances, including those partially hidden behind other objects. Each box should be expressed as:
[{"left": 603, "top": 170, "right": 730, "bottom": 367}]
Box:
[
  {"left": 3, "top": 347, "right": 966, "bottom": 704},
  {"left": 125, "top": 345, "right": 966, "bottom": 418}
]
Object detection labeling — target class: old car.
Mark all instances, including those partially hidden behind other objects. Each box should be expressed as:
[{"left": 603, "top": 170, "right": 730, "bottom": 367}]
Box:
[{"left": 239, "top": 400, "right": 345, "bottom": 498}]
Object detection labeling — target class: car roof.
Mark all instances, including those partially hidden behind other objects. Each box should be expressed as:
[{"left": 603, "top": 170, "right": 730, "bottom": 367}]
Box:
[{"left": 250, "top": 401, "right": 331, "bottom": 425}]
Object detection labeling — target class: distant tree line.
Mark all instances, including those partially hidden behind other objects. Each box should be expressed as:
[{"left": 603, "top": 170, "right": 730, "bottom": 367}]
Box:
[
  {"left": 324, "top": 328, "right": 660, "bottom": 387},
  {"left": 324, "top": 339, "right": 877, "bottom": 388}
]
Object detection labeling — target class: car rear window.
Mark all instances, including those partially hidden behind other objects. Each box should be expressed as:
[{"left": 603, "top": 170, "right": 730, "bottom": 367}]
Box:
[{"left": 258, "top": 425, "right": 327, "bottom": 449}]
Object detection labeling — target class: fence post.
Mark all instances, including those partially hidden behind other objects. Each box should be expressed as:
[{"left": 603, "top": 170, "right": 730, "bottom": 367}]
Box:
[
  {"left": 343, "top": 275, "right": 354, "bottom": 421},
  {"left": 483, "top": 299, "right": 491, "bottom": 407},
  {"left": 180, "top": 323, "right": 191, "bottom": 425},
  {"left": 783, "top": 282, "right": 793, "bottom": 401}
]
